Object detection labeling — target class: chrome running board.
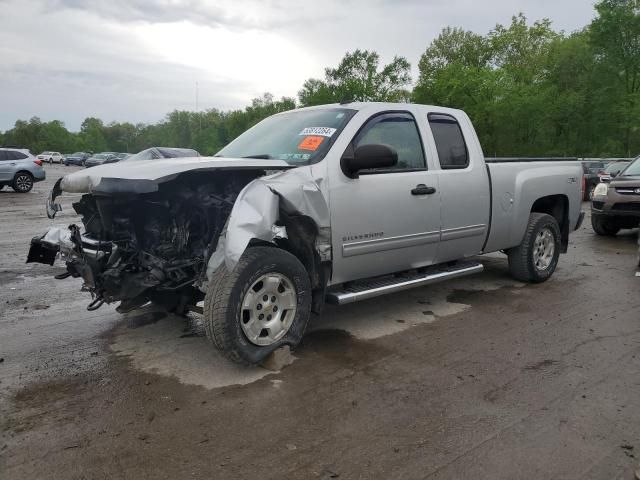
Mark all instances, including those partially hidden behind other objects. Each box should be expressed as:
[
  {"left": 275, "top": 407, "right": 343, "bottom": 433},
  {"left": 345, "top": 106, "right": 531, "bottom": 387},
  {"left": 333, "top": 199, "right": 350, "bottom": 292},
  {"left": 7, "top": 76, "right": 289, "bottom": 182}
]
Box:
[{"left": 326, "top": 261, "right": 483, "bottom": 305}]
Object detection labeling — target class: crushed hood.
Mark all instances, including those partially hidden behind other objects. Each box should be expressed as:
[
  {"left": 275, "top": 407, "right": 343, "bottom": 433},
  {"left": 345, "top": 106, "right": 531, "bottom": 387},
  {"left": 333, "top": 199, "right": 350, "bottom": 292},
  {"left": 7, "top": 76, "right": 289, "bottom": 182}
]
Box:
[{"left": 59, "top": 156, "right": 291, "bottom": 194}]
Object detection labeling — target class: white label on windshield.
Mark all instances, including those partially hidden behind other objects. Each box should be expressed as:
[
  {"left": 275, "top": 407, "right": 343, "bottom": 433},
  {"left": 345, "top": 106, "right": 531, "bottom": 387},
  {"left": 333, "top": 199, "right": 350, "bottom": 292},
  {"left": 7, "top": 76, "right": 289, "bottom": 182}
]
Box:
[{"left": 299, "top": 127, "right": 337, "bottom": 137}]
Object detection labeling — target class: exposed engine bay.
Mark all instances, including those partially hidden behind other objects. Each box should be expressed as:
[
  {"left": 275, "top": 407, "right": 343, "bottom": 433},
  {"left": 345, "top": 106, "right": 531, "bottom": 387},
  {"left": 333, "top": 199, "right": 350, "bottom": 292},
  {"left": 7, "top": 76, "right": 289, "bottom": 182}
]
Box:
[{"left": 28, "top": 171, "right": 265, "bottom": 313}]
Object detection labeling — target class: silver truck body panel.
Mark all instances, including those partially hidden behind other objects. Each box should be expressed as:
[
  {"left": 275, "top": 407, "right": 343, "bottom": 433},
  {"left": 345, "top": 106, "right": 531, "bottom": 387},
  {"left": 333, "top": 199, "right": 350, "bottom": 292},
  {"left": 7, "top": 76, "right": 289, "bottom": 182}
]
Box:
[
  {"left": 205, "top": 167, "right": 330, "bottom": 275},
  {"left": 483, "top": 162, "right": 582, "bottom": 253}
]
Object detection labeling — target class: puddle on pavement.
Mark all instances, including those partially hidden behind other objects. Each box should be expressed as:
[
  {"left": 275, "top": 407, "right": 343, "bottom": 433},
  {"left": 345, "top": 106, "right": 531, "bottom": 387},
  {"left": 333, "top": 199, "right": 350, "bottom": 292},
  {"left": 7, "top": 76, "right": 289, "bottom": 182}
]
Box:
[
  {"left": 311, "top": 268, "right": 523, "bottom": 340},
  {"left": 110, "top": 310, "right": 276, "bottom": 390},
  {"left": 110, "top": 261, "right": 523, "bottom": 390}
]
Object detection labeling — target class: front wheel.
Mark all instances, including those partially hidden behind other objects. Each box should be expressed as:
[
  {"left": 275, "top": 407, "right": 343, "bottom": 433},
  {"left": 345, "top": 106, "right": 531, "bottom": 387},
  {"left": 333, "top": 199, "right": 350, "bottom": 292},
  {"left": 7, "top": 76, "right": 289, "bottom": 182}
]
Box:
[
  {"left": 591, "top": 213, "right": 620, "bottom": 236},
  {"left": 507, "top": 213, "right": 561, "bottom": 283},
  {"left": 203, "top": 247, "right": 312, "bottom": 365}
]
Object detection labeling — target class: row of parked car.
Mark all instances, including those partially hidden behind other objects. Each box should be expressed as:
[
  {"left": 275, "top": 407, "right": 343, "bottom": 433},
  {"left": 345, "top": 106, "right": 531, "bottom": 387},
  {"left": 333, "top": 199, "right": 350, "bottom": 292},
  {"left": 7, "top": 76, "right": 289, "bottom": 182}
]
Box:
[
  {"left": 38, "top": 148, "right": 200, "bottom": 168},
  {"left": 36, "top": 151, "right": 130, "bottom": 167},
  {"left": 0, "top": 146, "right": 200, "bottom": 192}
]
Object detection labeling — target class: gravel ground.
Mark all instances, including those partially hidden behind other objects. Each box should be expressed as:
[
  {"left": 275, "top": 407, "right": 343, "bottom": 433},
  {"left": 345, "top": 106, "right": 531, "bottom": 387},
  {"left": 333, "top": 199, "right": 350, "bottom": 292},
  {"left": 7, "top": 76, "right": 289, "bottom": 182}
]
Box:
[{"left": 1, "top": 163, "right": 639, "bottom": 479}]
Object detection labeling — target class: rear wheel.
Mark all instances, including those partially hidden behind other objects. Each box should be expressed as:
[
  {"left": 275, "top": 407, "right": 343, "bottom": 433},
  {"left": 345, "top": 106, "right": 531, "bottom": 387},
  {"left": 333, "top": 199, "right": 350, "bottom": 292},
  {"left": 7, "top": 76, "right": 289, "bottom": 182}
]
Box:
[
  {"left": 203, "top": 247, "right": 311, "bottom": 365},
  {"left": 12, "top": 172, "right": 34, "bottom": 193},
  {"left": 507, "top": 213, "right": 561, "bottom": 283}
]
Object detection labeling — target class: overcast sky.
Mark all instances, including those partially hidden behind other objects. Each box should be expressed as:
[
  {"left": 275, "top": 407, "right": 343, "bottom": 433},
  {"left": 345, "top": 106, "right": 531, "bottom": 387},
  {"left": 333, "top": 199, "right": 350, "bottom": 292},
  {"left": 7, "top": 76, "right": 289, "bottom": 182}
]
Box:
[{"left": 0, "top": 0, "right": 596, "bottom": 131}]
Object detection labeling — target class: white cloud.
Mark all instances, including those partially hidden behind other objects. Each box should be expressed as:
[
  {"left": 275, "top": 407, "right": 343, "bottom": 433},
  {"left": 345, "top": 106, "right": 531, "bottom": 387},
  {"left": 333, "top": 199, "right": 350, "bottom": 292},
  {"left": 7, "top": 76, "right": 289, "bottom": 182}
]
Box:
[{"left": 0, "top": 0, "right": 596, "bottom": 131}]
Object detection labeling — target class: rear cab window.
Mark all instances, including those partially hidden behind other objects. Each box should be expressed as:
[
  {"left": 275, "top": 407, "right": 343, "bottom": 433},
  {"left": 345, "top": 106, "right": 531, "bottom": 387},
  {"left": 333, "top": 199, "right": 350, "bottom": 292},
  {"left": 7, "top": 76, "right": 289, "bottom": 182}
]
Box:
[{"left": 428, "top": 113, "right": 469, "bottom": 169}]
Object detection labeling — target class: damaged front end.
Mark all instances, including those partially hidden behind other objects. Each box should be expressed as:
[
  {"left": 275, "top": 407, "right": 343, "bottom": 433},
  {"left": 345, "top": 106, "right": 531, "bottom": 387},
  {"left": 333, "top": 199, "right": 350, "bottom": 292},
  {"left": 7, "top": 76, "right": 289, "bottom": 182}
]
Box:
[
  {"left": 28, "top": 162, "right": 332, "bottom": 315},
  {"left": 29, "top": 170, "right": 267, "bottom": 312}
]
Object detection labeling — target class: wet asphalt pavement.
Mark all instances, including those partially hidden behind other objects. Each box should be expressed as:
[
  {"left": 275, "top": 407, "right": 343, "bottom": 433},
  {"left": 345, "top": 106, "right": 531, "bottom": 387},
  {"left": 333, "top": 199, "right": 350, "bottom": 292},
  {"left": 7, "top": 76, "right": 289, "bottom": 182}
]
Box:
[{"left": 1, "top": 164, "right": 639, "bottom": 479}]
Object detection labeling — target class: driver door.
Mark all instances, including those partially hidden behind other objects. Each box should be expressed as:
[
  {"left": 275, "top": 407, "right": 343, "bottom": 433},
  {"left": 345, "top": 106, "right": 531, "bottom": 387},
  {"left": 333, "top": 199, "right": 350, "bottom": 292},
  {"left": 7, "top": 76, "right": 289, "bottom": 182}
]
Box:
[{"left": 330, "top": 111, "right": 441, "bottom": 284}]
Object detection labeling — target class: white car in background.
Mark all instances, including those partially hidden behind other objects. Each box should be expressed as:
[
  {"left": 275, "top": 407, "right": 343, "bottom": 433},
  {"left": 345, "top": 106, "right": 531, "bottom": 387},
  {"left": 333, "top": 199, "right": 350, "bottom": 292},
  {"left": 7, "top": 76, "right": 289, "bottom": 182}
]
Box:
[{"left": 37, "top": 151, "right": 64, "bottom": 164}]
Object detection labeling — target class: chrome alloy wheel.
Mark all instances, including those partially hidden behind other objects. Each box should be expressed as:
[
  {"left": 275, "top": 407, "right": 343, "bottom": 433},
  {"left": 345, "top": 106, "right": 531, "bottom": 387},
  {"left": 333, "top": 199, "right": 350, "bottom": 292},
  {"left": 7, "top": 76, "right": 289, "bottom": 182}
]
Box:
[
  {"left": 533, "top": 228, "right": 555, "bottom": 271},
  {"left": 240, "top": 273, "right": 297, "bottom": 346}
]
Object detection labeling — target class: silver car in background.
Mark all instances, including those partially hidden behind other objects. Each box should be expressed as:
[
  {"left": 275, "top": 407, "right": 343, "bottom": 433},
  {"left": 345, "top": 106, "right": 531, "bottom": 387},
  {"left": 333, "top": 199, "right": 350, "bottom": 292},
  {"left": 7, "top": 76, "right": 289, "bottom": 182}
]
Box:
[{"left": 0, "top": 147, "right": 46, "bottom": 192}]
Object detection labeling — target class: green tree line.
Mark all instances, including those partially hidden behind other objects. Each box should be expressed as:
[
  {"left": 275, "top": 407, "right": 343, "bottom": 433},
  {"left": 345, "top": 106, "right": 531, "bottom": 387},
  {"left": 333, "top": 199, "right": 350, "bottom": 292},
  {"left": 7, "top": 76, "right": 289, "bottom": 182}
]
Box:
[{"left": 1, "top": 0, "right": 638, "bottom": 157}]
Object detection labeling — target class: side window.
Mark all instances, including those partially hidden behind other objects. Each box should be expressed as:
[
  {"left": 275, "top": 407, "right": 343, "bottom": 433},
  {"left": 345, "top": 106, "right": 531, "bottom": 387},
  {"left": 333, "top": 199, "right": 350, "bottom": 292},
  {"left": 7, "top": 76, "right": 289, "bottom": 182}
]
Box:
[
  {"left": 6, "top": 151, "right": 27, "bottom": 160},
  {"left": 0, "top": 151, "right": 8, "bottom": 161},
  {"left": 354, "top": 113, "right": 426, "bottom": 172},
  {"left": 428, "top": 113, "right": 469, "bottom": 169}
]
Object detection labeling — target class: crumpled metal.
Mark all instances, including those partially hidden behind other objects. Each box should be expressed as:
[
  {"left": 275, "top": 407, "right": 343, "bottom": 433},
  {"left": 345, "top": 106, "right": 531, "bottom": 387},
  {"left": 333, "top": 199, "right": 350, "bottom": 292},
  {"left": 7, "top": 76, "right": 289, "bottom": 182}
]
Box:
[
  {"left": 205, "top": 167, "right": 332, "bottom": 280},
  {"left": 40, "top": 226, "right": 74, "bottom": 252}
]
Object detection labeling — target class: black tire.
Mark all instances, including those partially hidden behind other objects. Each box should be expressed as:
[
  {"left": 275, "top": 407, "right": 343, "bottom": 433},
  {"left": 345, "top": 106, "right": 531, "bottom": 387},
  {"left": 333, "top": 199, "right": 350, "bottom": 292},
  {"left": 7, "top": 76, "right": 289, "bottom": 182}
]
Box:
[
  {"left": 507, "top": 213, "right": 561, "bottom": 283},
  {"left": 591, "top": 213, "right": 620, "bottom": 236},
  {"left": 203, "top": 247, "right": 312, "bottom": 365},
  {"left": 12, "top": 172, "right": 34, "bottom": 193}
]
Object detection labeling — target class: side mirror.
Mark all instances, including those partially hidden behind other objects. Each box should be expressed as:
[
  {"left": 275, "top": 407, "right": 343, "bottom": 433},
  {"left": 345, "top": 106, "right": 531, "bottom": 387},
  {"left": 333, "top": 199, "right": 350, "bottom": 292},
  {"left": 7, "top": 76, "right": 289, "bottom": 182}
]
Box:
[{"left": 341, "top": 143, "right": 398, "bottom": 179}]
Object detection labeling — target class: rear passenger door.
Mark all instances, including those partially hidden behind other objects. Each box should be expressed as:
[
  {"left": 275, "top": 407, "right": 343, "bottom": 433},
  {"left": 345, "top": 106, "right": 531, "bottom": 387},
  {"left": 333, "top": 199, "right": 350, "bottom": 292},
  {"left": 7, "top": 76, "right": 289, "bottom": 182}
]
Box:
[{"left": 426, "top": 113, "right": 490, "bottom": 262}]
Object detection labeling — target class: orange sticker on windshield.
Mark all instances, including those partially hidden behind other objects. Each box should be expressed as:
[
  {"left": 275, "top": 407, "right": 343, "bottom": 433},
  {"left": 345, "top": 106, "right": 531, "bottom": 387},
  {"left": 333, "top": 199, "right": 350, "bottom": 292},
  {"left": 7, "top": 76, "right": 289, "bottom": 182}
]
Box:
[{"left": 298, "top": 135, "right": 325, "bottom": 151}]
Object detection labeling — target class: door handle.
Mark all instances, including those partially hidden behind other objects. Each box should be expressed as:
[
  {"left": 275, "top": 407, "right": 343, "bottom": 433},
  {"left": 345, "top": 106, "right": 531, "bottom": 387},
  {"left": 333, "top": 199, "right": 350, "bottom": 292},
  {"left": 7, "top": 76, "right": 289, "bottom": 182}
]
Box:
[{"left": 411, "top": 184, "right": 436, "bottom": 195}]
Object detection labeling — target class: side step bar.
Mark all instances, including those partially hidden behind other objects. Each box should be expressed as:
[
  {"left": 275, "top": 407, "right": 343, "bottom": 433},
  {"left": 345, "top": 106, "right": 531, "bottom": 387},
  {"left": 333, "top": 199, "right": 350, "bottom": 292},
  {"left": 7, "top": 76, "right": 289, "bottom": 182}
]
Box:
[{"left": 326, "top": 261, "right": 483, "bottom": 305}]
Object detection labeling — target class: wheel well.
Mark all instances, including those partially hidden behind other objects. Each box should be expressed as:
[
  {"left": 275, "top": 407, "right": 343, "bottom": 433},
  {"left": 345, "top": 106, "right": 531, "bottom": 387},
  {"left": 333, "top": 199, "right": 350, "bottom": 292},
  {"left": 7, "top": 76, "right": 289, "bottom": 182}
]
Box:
[
  {"left": 248, "top": 212, "right": 330, "bottom": 314},
  {"left": 13, "top": 170, "right": 34, "bottom": 179},
  {"left": 530, "top": 195, "right": 569, "bottom": 253}
]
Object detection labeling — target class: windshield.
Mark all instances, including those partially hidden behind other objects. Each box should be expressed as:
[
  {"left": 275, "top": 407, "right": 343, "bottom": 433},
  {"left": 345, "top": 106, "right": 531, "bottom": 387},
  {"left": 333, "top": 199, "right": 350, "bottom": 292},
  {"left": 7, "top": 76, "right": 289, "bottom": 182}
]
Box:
[
  {"left": 216, "top": 108, "right": 357, "bottom": 164},
  {"left": 605, "top": 162, "right": 627, "bottom": 174},
  {"left": 93, "top": 154, "right": 108, "bottom": 159},
  {"left": 71, "top": 152, "right": 83, "bottom": 156},
  {"left": 621, "top": 156, "right": 640, "bottom": 176}
]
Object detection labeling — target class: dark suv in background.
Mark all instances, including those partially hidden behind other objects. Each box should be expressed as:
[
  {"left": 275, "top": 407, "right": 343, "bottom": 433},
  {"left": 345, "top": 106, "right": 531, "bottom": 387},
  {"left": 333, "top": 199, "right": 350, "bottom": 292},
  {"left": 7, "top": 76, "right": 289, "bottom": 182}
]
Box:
[
  {"left": 591, "top": 156, "right": 640, "bottom": 235},
  {"left": 64, "top": 152, "right": 91, "bottom": 166}
]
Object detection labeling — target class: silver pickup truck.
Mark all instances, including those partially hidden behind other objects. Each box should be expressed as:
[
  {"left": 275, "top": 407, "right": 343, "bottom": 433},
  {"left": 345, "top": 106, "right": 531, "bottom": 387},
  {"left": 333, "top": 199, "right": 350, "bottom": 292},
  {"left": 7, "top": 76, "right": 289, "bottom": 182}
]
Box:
[{"left": 28, "top": 103, "right": 584, "bottom": 364}]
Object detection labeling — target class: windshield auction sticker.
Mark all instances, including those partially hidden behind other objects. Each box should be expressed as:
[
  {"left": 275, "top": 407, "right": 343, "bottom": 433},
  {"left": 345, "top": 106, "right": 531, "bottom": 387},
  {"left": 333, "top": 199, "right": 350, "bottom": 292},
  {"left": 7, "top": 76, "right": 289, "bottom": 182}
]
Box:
[
  {"left": 299, "top": 127, "right": 336, "bottom": 137},
  {"left": 298, "top": 135, "right": 325, "bottom": 151}
]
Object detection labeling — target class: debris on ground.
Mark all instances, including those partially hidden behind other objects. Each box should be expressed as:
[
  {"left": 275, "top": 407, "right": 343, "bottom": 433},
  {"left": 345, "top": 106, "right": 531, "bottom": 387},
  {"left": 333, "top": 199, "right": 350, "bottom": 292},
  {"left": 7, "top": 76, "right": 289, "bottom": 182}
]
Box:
[{"left": 261, "top": 345, "right": 295, "bottom": 371}]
